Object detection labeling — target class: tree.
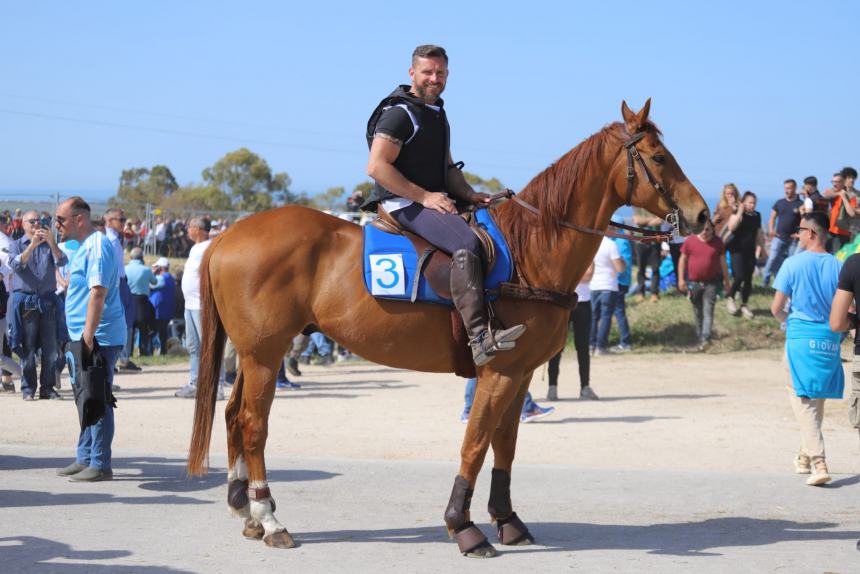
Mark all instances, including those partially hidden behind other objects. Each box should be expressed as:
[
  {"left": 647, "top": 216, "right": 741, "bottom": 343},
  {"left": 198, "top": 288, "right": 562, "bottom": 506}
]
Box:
[
  {"left": 312, "top": 187, "right": 346, "bottom": 212},
  {"left": 110, "top": 165, "right": 179, "bottom": 207},
  {"left": 201, "top": 148, "right": 292, "bottom": 211},
  {"left": 463, "top": 171, "right": 504, "bottom": 194},
  {"left": 162, "top": 184, "right": 233, "bottom": 212}
]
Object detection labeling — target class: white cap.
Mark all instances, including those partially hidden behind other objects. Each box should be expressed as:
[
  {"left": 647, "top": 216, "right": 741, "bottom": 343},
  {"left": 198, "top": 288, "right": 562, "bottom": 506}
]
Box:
[{"left": 155, "top": 257, "right": 170, "bottom": 268}]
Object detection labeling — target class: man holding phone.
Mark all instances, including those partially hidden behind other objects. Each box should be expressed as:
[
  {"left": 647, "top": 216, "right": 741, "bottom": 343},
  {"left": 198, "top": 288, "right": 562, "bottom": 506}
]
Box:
[{"left": 9, "top": 210, "right": 67, "bottom": 400}]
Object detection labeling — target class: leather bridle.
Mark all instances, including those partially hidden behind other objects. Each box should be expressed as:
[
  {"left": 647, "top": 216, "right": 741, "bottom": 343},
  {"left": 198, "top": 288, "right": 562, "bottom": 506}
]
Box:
[{"left": 501, "top": 130, "right": 682, "bottom": 243}]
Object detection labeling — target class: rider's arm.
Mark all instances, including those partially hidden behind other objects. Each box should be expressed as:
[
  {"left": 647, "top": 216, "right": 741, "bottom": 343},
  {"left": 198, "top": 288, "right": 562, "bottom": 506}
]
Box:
[
  {"left": 367, "top": 136, "right": 455, "bottom": 214},
  {"left": 445, "top": 151, "right": 489, "bottom": 206}
]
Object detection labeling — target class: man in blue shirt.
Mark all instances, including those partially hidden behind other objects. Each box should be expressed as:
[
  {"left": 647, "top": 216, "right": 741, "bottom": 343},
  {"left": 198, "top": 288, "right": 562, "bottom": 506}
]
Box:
[
  {"left": 770, "top": 211, "right": 842, "bottom": 487},
  {"left": 125, "top": 247, "right": 157, "bottom": 356},
  {"left": 9, "top": 210, "right": 68, "bottom": 400},
  {"left": 104, "top": 208, "right": 140, "bottom": 372},
  {"left": 763, "top": 179, "right": 803, "bottom": 287},
  {"left": 54, "top": 197, "right": 126, "bottom": 482},
  {"left": 148, "top": 257, "right": 176, "bottom": 355}
]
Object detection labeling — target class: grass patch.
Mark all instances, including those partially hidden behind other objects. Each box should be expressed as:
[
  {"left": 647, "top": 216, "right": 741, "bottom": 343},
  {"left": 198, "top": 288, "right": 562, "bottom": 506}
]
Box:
[
  {"left": 608, "top": 286, "right": 784, "bottom": 353},
  {"left": 132, "top": 353, "right": 189, "bottom": 367}
]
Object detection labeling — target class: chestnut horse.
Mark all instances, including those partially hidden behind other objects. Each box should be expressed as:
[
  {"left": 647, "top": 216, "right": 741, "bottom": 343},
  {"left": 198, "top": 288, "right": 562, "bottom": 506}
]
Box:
[{"left": 187, "top": 100, "right": 709, "bottom": 556}]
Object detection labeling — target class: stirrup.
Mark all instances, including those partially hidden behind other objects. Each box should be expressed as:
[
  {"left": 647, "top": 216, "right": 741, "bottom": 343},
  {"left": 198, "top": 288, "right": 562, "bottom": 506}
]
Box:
[{"left": 470, "top": 324, "right": 527, "bottom": 366}]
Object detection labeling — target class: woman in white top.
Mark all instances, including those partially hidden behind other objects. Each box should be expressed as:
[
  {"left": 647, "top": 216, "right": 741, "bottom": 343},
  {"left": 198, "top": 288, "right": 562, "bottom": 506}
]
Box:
[{"left": 589, "top": 237, "right": 627, "bottom": 355}]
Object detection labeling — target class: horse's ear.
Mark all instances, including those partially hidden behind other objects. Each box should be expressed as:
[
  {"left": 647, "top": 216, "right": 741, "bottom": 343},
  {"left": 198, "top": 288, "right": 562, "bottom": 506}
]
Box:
[
  {"left": 621, "top": 100, "right": 636, "bottom": 128},
  {"left": 622, "top": 98, "right": 652, "bottom": 132},
  {"left": 638, "top": 98, "right": 651, "bottom": 125}
]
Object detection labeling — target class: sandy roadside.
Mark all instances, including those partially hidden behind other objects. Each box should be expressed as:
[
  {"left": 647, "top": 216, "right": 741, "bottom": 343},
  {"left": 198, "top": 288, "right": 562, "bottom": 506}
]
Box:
[{"left": 2, "top": 349, "right": 857, "bottom": 475}]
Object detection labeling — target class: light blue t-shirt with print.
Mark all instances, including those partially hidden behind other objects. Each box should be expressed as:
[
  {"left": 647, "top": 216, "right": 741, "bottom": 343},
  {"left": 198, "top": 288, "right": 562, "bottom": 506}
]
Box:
[
  {"left": 65, "top": 231, "right": 127, "bottom": 347},
  {"left": 773, "top": 250, "right": 842, "bottom": 324},
  {"left": 613, "top": 237, "right": 633, "bottom": 287}
]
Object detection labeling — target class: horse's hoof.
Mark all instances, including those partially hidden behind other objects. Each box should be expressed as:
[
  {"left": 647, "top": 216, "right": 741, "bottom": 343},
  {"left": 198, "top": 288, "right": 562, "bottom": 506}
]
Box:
[
  {"left": 496, "top": 512, "right": 535, "bottom": 546},
  {"left": 263, "top": 529, "right": 297, "bottom": 549},
  {"left": 243, "top": 523, "right": 264, "bottom": 540},
  {"left": 464, "top": 541, "right": 498, "bottom": 558}
]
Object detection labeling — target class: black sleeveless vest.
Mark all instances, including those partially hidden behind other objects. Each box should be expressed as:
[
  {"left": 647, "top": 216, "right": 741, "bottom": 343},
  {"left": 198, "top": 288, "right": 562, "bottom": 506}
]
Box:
[{"left": 361, "top": 85, "right": 450, "bottom": 212}]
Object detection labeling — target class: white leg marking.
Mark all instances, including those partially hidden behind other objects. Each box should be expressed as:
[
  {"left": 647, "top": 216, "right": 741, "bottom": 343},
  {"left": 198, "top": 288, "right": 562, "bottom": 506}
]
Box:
[{"left": 249, "top": 480, "right": 286, "bottom": 535}]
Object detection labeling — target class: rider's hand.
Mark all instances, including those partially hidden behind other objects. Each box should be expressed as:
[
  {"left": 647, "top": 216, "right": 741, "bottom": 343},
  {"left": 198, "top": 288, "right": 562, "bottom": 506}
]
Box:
[
  {"left": 469, "top": 192, "right": 492, "bottom": 206},
  {"left": 422, "top": 192, "right": 456, "bottom": 214}
]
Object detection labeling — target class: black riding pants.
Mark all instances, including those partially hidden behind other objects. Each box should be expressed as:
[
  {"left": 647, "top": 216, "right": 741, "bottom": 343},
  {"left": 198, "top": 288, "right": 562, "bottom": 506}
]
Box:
[{"left": 390, "top": 203, "right": 480, "bottom": 257}]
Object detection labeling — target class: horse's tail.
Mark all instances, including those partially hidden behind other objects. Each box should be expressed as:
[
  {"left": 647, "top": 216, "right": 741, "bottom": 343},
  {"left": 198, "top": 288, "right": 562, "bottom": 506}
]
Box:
[{"left": 187, "top": 234, "right": 227, "bottom": 476}]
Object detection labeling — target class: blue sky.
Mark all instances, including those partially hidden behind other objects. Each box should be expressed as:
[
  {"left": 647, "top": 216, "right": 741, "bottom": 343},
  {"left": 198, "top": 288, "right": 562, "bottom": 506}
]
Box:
[{"left": 1, "top": 1, "right": 858, "bottom": 209}]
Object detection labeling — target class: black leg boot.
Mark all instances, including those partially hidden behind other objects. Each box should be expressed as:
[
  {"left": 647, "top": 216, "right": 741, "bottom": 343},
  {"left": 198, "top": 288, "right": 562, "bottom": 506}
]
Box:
[
  {"left": 488, "top": 468, "right": 534, "bottom": 545},
  {"left": 444, "top": 475, "right": 496, "bottom": 557},
  {"left": 450, "top": 249, "right": 526, "bottom": 366}
]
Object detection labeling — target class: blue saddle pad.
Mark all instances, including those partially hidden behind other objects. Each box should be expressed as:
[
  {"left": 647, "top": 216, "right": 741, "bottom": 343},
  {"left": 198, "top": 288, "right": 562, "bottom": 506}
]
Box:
[{"left": 363, "top": 208, "right": 513, "bottom": 305}]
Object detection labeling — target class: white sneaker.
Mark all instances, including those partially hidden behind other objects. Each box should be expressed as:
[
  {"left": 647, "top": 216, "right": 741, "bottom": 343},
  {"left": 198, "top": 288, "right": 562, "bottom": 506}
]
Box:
[
  {"left": 174, "top": 384, "right": 197, "bottom": 398},
  {"left": 726, "top": 296, "right": 738, "bottom": 315},
  {"left": 740, "top": 305, "right": 755, "bottom": 320},
  {"left": 580, "top": 385, "right": 599, "bottom": 400}
]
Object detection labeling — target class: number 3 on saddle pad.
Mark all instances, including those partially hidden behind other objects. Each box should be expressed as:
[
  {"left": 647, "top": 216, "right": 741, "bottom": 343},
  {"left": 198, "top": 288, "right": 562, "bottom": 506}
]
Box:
[{"left": 369, "top": 254, "right": 406, "bottom": 296}]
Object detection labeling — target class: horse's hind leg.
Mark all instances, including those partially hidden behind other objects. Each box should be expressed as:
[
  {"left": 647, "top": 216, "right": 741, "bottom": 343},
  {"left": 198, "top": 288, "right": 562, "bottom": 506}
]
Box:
[
  {"left": 238, "top": 355, "right": 297, "bottom": 549},
  {"left": 487, "top": 372, "right": 534, "bottom": 546},
  {"left": 445, "top": 370, "right": 523, "bottom": 558},
  {"left": 224, "top": 368, "right": 264, "bottom": 539}
]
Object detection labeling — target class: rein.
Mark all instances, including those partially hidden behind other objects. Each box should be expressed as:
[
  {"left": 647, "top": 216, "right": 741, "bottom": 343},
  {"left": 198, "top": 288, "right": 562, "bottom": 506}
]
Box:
[{"left": 499, "top": 130, "right": 680, "bottom": 244}]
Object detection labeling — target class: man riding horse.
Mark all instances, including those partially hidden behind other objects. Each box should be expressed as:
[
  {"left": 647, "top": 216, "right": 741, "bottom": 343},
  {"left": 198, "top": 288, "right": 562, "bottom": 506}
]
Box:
[{"left": 364, "top": 44, "right": 526, "bottom": 366}]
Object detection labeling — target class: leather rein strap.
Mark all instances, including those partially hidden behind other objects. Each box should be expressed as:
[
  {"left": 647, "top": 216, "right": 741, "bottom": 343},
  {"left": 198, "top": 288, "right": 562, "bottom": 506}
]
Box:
[{"left": 508, "top": 130, "right": 680, "bottom": 244}]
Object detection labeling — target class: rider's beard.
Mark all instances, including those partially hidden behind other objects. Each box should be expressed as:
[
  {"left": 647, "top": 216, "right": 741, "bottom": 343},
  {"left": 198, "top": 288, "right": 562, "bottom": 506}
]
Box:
[{"left": 415, "top": 81, "right": 445, "bottom": 103}]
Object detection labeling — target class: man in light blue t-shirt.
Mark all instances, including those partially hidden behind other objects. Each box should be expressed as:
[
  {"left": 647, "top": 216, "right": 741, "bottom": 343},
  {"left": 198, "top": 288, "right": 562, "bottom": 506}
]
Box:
[
  {"left": 54, "top": 197, "right": 126, "bottom": 483},
  {"left": 771, "top": 211, "right": 843, "bottom": 487}
]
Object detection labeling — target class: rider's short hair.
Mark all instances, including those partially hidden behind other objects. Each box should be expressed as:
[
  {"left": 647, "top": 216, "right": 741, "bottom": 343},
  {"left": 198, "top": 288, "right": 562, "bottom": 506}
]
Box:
[{"left": 412, "top": 45, "right": 448, "bottom": 65}]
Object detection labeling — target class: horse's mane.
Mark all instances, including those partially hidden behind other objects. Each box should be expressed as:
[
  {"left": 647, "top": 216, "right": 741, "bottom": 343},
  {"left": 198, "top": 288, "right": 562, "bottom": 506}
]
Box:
[{"left": 495, "top": 120, "right": 662, "bottom": 263}]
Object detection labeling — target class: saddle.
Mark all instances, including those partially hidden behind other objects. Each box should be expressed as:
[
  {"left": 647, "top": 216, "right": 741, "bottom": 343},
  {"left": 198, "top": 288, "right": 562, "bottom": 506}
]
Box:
[{"left": 369, "top": 206, "right": 501, "bottom": 301}]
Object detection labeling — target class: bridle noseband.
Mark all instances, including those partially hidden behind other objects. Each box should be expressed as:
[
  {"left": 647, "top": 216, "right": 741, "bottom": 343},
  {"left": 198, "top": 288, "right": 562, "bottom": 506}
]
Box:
[{"left": 505, "top": 129, "right": 681, "bottom": 243}]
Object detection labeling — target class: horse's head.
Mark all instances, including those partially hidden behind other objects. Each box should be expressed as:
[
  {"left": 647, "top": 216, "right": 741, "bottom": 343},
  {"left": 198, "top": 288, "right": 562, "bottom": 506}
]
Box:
[{"left": 614, "top": 99, "right": 709, "bottom": 235}]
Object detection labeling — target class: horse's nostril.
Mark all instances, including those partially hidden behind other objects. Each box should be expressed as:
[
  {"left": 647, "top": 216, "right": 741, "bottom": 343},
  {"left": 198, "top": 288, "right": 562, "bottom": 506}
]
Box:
[{"left": 697, "top": 210, "right": 709, "bottom": 225}]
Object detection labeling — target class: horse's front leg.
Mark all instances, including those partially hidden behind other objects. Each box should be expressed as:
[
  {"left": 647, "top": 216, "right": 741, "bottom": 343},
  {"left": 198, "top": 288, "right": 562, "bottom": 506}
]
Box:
[
  {"left": 240, "top": 358, "right": 296, "bottom": 549},
  {"left": 488, "top": 371, "right": 535, "bottom": 546},
  {"left": 445, "top": 370, "right": 523, "bottom": 558}
]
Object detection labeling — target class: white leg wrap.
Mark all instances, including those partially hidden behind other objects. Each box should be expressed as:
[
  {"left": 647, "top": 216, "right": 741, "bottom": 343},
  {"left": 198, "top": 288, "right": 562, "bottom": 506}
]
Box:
[{"left": 249, "top": 481, "right": 285, "bottom": 535}]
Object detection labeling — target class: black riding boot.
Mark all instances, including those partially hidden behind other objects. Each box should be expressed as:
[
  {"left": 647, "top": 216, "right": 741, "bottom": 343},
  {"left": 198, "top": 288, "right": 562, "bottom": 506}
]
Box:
[{"left": 450, "top": 249, "right": 526, "bottom": 366}]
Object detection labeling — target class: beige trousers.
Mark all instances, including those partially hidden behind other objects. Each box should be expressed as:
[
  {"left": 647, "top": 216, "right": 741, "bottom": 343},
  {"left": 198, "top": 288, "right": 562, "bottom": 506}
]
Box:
[{"left": 785, "top": 386, "right": 826, "bottom": 463}]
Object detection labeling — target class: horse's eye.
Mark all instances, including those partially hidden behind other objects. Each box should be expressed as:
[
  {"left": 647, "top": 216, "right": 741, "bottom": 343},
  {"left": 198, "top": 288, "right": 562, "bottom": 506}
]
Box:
[{"left": 652, "top": 154, "right": 666, "bottom": 165}]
